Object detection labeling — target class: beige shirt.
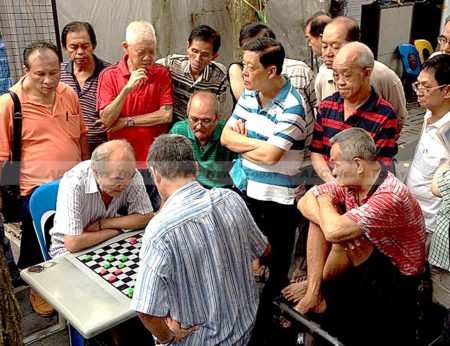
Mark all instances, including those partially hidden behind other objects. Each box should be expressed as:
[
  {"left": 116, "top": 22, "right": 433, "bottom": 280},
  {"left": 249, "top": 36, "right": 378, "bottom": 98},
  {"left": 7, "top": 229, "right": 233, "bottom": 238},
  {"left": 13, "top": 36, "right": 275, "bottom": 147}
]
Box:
[{"left": 315, "top": 61, "right": 408, "bottom": 129}]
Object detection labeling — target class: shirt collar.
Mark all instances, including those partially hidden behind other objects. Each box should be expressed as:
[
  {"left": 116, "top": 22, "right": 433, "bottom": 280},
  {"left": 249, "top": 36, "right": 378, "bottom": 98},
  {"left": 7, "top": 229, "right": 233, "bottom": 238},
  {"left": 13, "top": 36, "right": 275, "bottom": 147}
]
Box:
[
  {"left": 258, "top": 76, "right": 292, "bottom": 109},
  {"left": 182, "top": 60, "right": 211, "bottom": 81},
  {"left": 162, "top": 181, "right": 203, "bottom": 208},
  {"left": 425, "top": 109, "right": 450, "bottom": 129},
  {"left": 64, "top": 55, "right": 104, "bottom": 77}
]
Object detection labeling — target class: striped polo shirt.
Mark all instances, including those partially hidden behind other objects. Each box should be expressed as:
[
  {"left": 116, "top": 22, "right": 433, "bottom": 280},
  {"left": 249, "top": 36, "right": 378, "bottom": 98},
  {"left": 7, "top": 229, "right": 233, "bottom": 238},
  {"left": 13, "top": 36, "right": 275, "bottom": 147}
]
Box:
[
  {"left": 156, "top": 54, "right": 228, "bottom": 122},
  {"left": 312, "top": 172, "right": 426, "bottom": 276},
  {"left": 311, "top": 88, "right": 398, "bottom": 166},
  {"left": 60, "top": 56, "right": 110, "bottom": 151},
  {"left": 226, "top": 77, "right": 306, "bottom": 205},
  {"left": 131, "top": 182, "right": 268, "bottom": 345}
]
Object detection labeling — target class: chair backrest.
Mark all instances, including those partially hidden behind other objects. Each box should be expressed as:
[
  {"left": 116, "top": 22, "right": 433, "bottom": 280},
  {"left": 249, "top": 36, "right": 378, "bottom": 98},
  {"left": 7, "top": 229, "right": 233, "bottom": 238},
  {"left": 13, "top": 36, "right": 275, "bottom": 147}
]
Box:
[
  {"left": 398, "top": 44, "right": 421, "bottom": 78},
  {"left": 414, "top": 39, "right": 434, "bottom": 64},
  {"left": 29, "top": 179, "right": 60, "bottom": 261}
]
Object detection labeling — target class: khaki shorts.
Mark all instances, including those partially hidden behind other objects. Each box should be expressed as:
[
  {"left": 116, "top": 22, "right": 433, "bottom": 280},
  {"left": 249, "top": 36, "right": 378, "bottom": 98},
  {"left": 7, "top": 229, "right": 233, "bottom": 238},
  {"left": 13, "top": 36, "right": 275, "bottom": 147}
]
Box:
[{"left": 431, "top": 265, "right": 450, "bottom": 309}]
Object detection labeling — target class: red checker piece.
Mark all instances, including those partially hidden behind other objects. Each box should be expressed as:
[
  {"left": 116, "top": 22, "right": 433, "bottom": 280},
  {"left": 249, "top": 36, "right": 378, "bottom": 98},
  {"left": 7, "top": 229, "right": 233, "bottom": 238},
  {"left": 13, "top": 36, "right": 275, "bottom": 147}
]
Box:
[{"left": 108, "top": 275, "right": 117, "bottom": 283}]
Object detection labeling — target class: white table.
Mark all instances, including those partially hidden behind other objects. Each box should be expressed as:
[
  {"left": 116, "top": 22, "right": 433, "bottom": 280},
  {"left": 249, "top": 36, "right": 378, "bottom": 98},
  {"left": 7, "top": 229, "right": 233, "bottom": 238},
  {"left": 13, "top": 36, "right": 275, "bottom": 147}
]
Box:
[{"left": 21, "top": 230, "right": 142, "bottom": 339}]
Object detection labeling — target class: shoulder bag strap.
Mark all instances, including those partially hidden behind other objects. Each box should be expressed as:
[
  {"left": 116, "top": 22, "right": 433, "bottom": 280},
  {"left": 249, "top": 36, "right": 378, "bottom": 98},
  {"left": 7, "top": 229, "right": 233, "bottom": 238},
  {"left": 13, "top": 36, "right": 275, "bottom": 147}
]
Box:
[{"left": 7, "top": 90, "right": 22, "bottom": 163}]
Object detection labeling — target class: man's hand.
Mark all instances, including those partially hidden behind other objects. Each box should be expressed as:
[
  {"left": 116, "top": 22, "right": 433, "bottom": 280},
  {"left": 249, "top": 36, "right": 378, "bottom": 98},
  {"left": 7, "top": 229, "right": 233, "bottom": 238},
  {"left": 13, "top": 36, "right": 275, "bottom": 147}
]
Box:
[
  {"left": 317, "top": 193, "right": 334, "bottom": 205},
  {"left": 125, "top": 68, "right": 148, "bottom": 93},
  {"left": 107, "top": 118, "right": 127, "bottom": 133},
  {"left": 84, "top": 220, "right": 101, "bottom": 233},
  {"left": 232, "top": 119, "right": 247, "bottom": 136},
  {"left": 165, "top": 316, "right": 200, "bottom": 341}
]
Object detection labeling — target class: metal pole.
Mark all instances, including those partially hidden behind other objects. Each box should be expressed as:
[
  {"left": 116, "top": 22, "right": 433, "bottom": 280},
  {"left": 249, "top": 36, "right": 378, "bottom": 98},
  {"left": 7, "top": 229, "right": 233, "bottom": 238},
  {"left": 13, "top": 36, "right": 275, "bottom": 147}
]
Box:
[{"left": 275, "top": 301, "right": 345, "bottom": 346}]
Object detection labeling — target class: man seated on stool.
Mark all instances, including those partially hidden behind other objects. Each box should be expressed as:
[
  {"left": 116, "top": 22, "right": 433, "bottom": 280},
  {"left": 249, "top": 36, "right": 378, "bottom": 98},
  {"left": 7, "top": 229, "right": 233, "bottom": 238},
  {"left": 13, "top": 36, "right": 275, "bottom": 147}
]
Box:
[
  {"left": 169, "top": 90, "right": 236, "bottom": 188},
  {"left": 49, "top": 140, "right": 154, "bottom": 257},
  {"left": 282, "top": 128, "right": 426, "bottom": 346}
]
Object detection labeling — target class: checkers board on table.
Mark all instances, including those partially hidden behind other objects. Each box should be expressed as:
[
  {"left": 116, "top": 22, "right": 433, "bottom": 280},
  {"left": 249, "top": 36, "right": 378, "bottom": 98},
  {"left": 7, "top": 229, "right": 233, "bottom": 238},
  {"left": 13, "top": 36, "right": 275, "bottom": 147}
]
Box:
[{"left": 75, "top": 232, "right": 143, "bottom": 298}]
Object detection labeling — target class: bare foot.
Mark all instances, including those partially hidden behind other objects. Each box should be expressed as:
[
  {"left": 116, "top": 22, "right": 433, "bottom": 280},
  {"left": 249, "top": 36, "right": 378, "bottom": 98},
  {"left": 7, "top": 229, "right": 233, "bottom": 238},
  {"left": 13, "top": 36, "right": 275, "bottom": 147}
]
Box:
[
  {"left": 281, "top": 280, "right": 308, "bottom": 303},
  {"left": 294, "top": 293, "right": 327, "bottom": 315},
  {"left": 252, "top": 258, "right": 261, "bottom": 277}
]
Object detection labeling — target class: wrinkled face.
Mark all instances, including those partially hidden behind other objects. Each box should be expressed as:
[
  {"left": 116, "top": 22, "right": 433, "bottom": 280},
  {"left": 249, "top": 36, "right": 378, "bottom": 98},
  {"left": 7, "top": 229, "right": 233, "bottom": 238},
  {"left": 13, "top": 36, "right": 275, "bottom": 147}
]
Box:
[
  {"left": 305, "top": 23, "right": 322, "bottom": 57},
  {"left": 330, "top": 143, "right": 358, "bottom": 187},
  {"left": 333, "top": 54, "right": 369, "bottom": 101},
  {"left": 24, "top": 49, "right": 61, "bottom": 97},
  {"left": 414, "top": 69, "right": 448, "bottom": 110},
  {"left": 64, "top": 30, "right": 95, "bottom": 68},
  {"left": 124, "top": 39, "right": 155, "bottom": 70},
  {"left": 187, "top": 39, "right": 217, "bottom": 77},
  {"left": 242, "top": 50, "right": 271, "bottom": 91},
  {"left": 94, "top": 158, "right": 136, "bottom": 198},
  {"left": 439, "top": 22, "right": 450, "bottom": 54},
  {"left": 321, "top": 24, "right": 348, "bottom": 69},
  {"left": 188, "top": 96, "right": 219, "bottom": 143}
]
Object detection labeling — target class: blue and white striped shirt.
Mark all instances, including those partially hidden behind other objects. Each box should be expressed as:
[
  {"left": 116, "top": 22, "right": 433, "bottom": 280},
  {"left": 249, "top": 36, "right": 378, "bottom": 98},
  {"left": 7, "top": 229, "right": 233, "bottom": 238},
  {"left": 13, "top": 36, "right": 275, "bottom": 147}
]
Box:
[
  {"left": 131, "top": 182, "right": 268, "bottom": 345},
  {"left": 226, "top": 77, "right": 306, "bottom": 205}
]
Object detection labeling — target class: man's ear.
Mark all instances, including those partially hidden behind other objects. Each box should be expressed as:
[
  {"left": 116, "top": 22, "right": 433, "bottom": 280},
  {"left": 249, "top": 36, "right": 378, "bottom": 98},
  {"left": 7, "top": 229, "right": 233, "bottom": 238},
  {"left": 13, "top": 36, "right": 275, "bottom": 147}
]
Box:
[
  {"left": 122, "top": 41, "right": 129, "bottom": 53},
  {"left": 149, "top": 166, "right": 161, "bottom": 184},
  {"left": 211, "top": 52, "right": 219, "bottom": 61},
  {"left": 186, "top": 40, "right": 190, "bottom": 51},
  {"left": 353, "top": 158, "right": 364, "bottom": 174},
  {"left": 23, "top": 64, "right": 29, "bottom": 74},
  {"left": 267, "top": 65, "right": 277, "bottom": 79},
  {"left": 443, "top": 85, "right": 450, "bottom": 99}
]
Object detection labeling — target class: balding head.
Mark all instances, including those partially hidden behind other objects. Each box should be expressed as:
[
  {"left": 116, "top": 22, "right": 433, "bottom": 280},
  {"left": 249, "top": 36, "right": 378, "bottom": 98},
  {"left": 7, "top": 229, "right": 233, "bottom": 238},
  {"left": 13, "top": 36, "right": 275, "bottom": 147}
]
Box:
[
  {"left": 187, "top": 90, "right": 220, "bottom": 145},
  {"left": 91, "top": 140, "right": 136, "bottom": 173},
  {"left": 333, "top": 42, "right": 373, "bottom": 101},
  {"left": 321, "top": 16, "right": 360, "bottom": 68},
  {"left": 335, "top": 42, "right": 374, "bottom": 69}
]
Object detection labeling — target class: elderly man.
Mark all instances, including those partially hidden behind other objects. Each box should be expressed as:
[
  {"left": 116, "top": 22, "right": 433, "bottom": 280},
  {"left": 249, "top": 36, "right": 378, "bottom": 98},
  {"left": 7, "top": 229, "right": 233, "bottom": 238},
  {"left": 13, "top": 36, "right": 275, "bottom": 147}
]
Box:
[
  {"left": 310, "top": 42, "right": 398, "bottom": 182},
  {"left": 304, "top": 12, "right": 331, "bottom": 71},
  {"left": 432, "top": 16, "right": 450, "bottom": 58},
  {"left": 316, "top": 16, "right": 407, "bottom": 135},
  {"left": 60, "top": 21, "right": 110, "bottom": 152},
  {"left": 0, "top": 41, "right": 89, "bottom": 316},
  {"left": 157, "top": 25, "right": 228, "bottom": 122},
  {"left": 131, "top": 134, "right": 269, "bottom": 345},
  {"left": 49, "top": 140, "right": 153, "bottom": 257},
  {"left": 221, "top": 37, "right": 306, "bottom": 344},
  {"left": 97, "top": 21, "right": 173, "bottom": 209},
  {"left": 169, "top": 90, "right": 235, "bottom": 188},
  {"left": 283, "top": 128, "right": 426, "bottom": 346}
]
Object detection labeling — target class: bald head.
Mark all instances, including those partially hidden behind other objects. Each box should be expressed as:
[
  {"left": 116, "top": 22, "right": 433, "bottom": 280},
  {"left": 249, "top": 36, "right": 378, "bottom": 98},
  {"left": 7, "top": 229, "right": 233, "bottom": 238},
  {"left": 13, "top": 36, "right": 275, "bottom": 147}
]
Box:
[
  {"left": 333, "top": 42, "right": 373, "bottom": 101},
  {"left": 321, "top": 16, "right": 360, "bottom": 68},
  {"left": 187, "top": 90, "right": 220, "bottom": 115},
  {"left": 335, "top": 42, "right": 374, "bottom": 70},
  {"left": 91, "top": 140, "right": 136, "bottom": 174}
]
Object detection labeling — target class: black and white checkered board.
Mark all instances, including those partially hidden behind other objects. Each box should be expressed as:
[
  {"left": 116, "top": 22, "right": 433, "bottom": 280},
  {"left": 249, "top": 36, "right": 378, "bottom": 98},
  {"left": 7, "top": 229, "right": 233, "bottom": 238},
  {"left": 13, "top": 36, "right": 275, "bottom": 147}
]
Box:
[{"left": 75, "top": 233, "right": 143, "bottom": 298}]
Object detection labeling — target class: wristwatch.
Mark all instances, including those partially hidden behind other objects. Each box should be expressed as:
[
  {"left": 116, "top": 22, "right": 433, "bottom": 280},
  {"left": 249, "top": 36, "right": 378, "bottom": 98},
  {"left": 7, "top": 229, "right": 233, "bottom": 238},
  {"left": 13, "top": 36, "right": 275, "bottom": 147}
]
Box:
[{"left": 126, "top": 117, "right": 135, "bottom": 127}]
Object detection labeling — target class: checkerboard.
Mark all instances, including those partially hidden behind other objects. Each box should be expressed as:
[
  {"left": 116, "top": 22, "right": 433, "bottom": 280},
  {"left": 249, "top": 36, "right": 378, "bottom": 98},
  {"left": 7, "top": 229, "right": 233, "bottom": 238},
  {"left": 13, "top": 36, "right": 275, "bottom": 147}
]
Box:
[{"left": 75, "top": 233, "right": 143, "bottom": 298}]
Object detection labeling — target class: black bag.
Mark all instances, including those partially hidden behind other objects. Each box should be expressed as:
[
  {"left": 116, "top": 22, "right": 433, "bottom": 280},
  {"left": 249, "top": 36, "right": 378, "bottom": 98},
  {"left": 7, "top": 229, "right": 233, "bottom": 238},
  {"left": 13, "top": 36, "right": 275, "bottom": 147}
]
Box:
[{"left": 0, "top": 91, "right": 22, "bottom": 223}]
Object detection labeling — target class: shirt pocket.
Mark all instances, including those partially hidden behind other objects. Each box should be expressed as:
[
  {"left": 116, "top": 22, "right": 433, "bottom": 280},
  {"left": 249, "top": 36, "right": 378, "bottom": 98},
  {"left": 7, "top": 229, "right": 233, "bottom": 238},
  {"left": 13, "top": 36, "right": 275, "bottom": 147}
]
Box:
[{"left": 65, "top": 113, "right": 82, "bottom": 140}]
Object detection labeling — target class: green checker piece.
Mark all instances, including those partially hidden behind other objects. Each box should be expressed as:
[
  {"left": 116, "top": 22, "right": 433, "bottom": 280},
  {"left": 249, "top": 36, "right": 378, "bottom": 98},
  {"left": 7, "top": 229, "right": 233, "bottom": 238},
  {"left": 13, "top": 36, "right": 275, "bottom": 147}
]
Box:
[
  {"left": 120, "top": 255, "right": 129, "bottom": 262},
  {"left": 83, "top": 255, "right": 92, "bottom": 262},
  {"left": 117, "top": 262, "right": 125, "bottom": 268},
  {"left": 127, "top": 288, "right": 134, "bottom": 298},
  {"left": 107, "top": 255, "right": 115, "bottom": 262},
  {"left": 103, "top": 262, "right": 111, "bottom": 269}
]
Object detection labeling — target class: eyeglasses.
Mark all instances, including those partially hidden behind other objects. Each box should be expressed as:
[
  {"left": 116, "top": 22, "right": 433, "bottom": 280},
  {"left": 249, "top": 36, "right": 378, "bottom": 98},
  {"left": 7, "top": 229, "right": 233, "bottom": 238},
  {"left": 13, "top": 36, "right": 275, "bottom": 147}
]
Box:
[
  {"left": 412, "top": 82, "right": 448, "bottom": 94},
  {"left": 437, "top": 35, "right": 450, "bottom": 45},
  {"left": 188, "top": 117, "right": 216, "bottom": 127}
]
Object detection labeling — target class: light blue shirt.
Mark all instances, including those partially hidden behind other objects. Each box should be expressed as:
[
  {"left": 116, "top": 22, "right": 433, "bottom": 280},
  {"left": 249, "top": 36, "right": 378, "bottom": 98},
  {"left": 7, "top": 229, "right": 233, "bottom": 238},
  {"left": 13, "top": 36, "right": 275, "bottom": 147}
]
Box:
[
  {"left": 226, "top": 77, "right": 306, "bottom": 205},
  {"left": 131, "top": 182, "right": 268, "bottom": 345}
]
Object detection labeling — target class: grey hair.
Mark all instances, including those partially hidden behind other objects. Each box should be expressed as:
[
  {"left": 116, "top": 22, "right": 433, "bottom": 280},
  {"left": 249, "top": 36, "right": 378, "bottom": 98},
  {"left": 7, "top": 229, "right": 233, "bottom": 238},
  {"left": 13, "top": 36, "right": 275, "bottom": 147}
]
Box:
[
  {"left": 91, "top": 140, "right": 135, "bottom": 173},
  {"left": 186, "top": 90, "right": 220, "bottom": 115},
  {"left": 147, "top": 134, "right": 197, "bottom": 179},
  {"left": 330, "top": 128, "right": 376, "bottom": 161},
  {"left": 125, "top": 21, "right": 156, "bottom": 45}
]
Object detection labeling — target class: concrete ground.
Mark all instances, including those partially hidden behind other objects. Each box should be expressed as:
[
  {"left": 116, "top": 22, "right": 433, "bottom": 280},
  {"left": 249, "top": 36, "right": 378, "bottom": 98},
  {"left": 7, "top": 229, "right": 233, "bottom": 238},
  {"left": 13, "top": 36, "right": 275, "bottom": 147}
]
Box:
[{"left": 7, "top": 100, "right": 426, "bottom": 346}]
